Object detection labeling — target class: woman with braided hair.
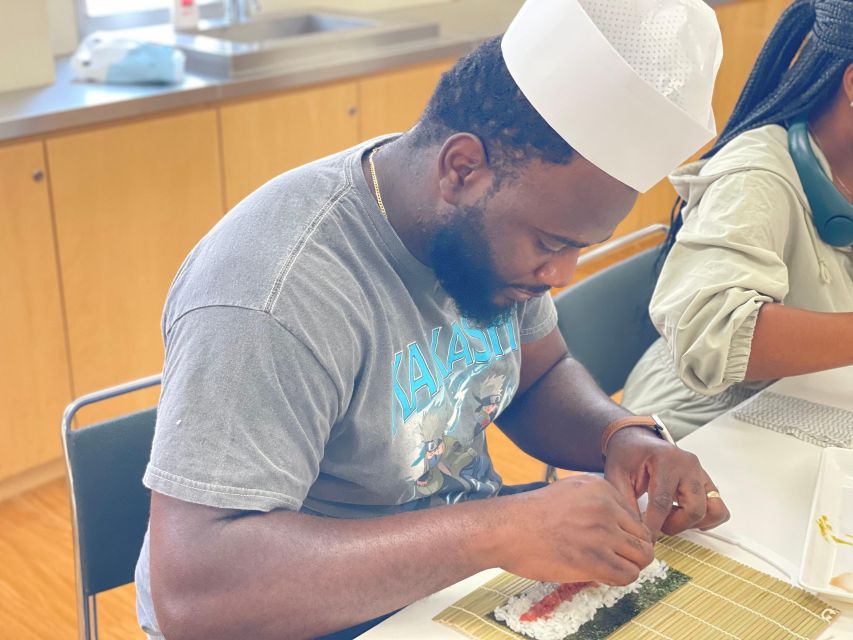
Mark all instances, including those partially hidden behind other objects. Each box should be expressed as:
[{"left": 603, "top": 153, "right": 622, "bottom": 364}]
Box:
[{"left": 622, "top": 0, "right": 853, "bottom": 439}]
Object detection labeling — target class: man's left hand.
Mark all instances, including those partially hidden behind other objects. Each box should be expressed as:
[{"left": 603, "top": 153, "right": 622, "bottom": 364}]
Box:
[{"left": 603, "top": 427, "right": 730, "bottom": 538}]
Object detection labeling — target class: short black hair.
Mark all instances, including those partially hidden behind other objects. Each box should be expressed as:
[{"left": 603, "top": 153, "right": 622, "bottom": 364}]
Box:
[{"left": 411, "top": 36, "right": 574, "bottom": 175}]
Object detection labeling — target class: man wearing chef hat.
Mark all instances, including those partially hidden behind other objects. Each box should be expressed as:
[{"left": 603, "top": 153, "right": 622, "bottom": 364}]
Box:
[{"left": 137, "top": 1, "right": 728, "bottom": 638}]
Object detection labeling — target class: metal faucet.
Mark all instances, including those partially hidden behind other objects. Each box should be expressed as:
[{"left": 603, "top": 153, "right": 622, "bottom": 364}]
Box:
[{"left": 224, "top": 0, "right": 262, "bottom": 24}]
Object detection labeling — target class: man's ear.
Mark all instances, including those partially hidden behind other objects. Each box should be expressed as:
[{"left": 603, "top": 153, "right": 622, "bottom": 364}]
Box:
[{"left": 436, "top": 133, "right": 493, "bottom": 205}]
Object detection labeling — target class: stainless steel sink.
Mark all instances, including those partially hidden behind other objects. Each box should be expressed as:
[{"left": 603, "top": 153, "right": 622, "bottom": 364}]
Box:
[
  {"left": 125, "top": 12, "right": 440, "bottom": 79},
  {"left": 186, "top": 13, "right": 377, "bottom": 43}
]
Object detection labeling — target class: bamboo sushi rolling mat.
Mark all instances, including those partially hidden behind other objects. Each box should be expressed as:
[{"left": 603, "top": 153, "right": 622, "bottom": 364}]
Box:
[{"left": 434, "top": 535, "right": 840, "bottom": 640}]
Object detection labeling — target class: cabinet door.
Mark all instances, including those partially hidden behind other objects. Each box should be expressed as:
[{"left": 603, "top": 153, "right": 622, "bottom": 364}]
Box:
[
  {"left": 220, "top": 80, "right": 360, "bottom": 209},
  {"left": 358, "top": 58, "right": 456, "bottom": 140},
  {"left": 0, "top": 141, "right": 72, "bottom": 481},
  {"left": 47, "top": 109, "right": 224, "bottom": 424},
  {"left": 712, "top": 0, "right": 790, "bottom": 128}
]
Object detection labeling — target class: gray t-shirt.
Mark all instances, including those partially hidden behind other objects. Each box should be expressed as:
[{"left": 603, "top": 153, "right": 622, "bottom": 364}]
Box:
[{"left": 135, "top": 137, "right": 556, "bottom": 635}]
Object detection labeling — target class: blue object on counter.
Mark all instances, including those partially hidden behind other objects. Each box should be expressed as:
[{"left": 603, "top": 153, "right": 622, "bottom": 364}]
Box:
[
  {"left": 105, "top": 42, "right": 185, "bottom": 85},
  {"left": 72, "top": 34, "right": 186, "bottom": 85}
]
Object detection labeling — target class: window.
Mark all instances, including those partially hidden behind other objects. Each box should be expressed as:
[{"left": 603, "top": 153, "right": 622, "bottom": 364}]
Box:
[
  {"left": 86, "top": 1, "right": 171, "bottom": 17},
  {"left": 76, "top": 0, "right": 220, "bottom": 35}
]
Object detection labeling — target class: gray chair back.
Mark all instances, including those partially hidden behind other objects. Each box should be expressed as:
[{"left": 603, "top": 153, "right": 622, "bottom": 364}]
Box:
[
  {"left": 62, "top": 375, "right": 161, "bottom": 640},
  {"left": 554, "top": 246, "right": 661, "bottom": 395}
]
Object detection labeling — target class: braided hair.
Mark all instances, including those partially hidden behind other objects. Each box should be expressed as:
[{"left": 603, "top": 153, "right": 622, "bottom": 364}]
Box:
[{"left": 663, "top": 0, "right": 853, "bottom": 257}]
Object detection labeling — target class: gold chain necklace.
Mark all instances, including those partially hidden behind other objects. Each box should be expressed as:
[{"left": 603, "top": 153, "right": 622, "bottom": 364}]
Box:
[
  {"left": 809, "top": 125, "right": 853, "bottom": 202},
  {"left": 368, "top": 147, "right": 389, "bottom": 218}
]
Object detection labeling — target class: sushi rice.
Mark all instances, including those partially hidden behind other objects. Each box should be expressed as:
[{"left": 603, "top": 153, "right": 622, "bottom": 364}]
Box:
[{"left": 493, "top": 559, "right": 670, "bottom": 640}]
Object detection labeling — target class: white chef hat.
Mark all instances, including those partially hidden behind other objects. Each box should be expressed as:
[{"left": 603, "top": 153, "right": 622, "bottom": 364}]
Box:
[{"left": 501, "top": 0, "right": 723, "bottom": 192}]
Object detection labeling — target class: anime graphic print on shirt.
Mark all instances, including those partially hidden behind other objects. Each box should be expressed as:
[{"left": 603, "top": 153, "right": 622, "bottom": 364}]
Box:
[{"left": 391, "top": 314, "right": 521, "bottom": 506}]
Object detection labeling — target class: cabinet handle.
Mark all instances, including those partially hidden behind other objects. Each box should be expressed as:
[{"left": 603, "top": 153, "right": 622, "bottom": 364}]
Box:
[
  {"left": 32, "top": 169, "right": 45, "bottom": 182},
  {"left": 348, "top": 106, "right": 358, "bottom": 117}
]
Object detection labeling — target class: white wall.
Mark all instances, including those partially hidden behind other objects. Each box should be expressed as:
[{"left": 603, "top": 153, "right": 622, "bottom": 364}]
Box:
[
  {"left": 47, "top": 0, "right": 79, "bottom": 55},
  {"left": 0, "top": 0, "right": 55, "bottom": 92}
]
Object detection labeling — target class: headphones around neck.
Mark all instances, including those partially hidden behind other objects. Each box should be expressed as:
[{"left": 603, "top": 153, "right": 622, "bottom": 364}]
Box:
[{"left": 787, "top": 118, "right": 853, "bottom": 247}]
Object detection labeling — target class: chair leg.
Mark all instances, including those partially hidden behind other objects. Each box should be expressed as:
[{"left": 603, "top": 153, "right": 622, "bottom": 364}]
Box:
[
  {"left": 544, "top": 464, "right": 558, "bottom": 483},
  {"left": 92, "top": 595, "right": 99, "bottom": 640},
  {"left": 80, "top": 593, "right": 91, "bottom": 640}
]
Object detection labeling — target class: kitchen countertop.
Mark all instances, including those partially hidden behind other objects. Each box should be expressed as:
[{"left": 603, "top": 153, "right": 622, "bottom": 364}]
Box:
[
  {"left": 0, "top": 0, "right": 525, "bottom": 142},
  {"left": 0, "top": 0, "right": 734, "bottom": 143}
]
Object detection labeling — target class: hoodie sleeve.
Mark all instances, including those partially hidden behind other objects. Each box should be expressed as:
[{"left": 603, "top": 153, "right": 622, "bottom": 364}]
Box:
[{"left": 650, "top": 168, "right": 801, "bottom": 395}]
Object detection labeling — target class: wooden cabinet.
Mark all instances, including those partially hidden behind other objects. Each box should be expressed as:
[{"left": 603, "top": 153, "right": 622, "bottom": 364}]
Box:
[
  {"left": 219, "top": 58, "right": 456, "bottom": 210},
  {"left": 0, "top": 141, "right": 72, "bottom": 482},
  {"left": 358, "top": 58, "right": 456, "bottom": 140},
  {"left": 220, "top": 80, "right": 360, "bottom": 209},
  {"left": 47, "top": 109, "right": 224, "bottom": 424},
  {"left": 712, "top": 0, "right": 790, "bottom": 127},
  {"left": 0, "top": 62, "right": 454, "bottom": 488}
]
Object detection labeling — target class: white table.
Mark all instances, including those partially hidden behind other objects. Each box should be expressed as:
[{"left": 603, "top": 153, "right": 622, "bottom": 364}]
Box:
[{"left": 359, "top": 365, "right": 853, "bottom": 640}]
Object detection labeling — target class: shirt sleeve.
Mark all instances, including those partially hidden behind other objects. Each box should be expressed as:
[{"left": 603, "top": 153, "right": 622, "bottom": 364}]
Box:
[
  {"left": 144, "top": 305, "right": 342, "bottom": 512},
  {"left": 518, "top": 291, "right": 558, "bottom": 344},
  {"left": 651, "top": 169, "right": 799, "bottom": 395}
]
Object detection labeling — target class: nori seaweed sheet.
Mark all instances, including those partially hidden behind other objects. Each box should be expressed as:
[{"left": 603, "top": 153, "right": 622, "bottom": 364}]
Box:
[{"left": 490, "top": 568, "right": 691, "bottom": 640}]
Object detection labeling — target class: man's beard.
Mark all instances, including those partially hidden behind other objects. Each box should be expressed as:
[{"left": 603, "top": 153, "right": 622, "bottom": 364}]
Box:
[{"left": 427, "top": 202, "right": 516, "bottom": 328}]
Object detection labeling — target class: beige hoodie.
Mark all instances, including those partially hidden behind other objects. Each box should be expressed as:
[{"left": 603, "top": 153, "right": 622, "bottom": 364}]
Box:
[{"left": 622, "top": 124, "right": 853, "bottom": 438}]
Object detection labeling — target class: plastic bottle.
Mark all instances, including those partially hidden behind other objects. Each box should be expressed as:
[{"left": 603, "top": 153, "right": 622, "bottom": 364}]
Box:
[{"left": 172, "top": 0, "right": 199, "bottom": 30}]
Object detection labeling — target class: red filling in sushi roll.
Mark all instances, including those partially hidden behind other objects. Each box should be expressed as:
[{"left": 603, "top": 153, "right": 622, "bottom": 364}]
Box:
[{"left": 519, "top": 582, "right": 595, "bottom": 622}]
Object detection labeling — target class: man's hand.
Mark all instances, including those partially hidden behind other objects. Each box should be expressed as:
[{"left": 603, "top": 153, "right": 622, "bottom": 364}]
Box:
[
  {"left": 150, "top": 476, "right": 654, "bottom": 639},
  {"left": 497, "top": 474, "right": 654, "bottom": 586},
  {"left": 603, "top": 427, "right": 730, "bottom": 537}
]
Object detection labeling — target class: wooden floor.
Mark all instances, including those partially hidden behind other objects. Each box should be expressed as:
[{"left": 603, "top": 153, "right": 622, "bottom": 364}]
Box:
[
  {"left": 0, "top": 478, "right": 142, "bottom": 639},
  {"left": 0, "top": 238, "right": 654, "bottom": 639},
  {"left": 0, "top": 438, "right": 556, "bottom": 640}
]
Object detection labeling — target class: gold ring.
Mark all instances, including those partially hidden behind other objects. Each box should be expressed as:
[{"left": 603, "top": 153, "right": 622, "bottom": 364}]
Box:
[{"left": 706, "top": 490, "right": 722, "bottom": 500}]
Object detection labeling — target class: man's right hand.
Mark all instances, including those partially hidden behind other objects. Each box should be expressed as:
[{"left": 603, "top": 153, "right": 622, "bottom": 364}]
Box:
[{"left": 494, "top": 474, "right": 655, "bottom": 586}]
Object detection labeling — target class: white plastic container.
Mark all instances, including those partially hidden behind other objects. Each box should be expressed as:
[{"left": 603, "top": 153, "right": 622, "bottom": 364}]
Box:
[{"left": 171, "top": 0, "right": 199, "bottom": 30}]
